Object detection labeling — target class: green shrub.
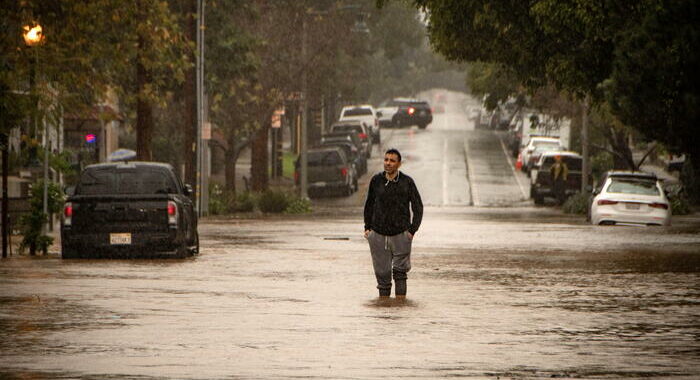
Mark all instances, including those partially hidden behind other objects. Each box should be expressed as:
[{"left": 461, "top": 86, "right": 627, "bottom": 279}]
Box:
[
  {"left": 284, "top": 196, "right": 312, "bottom": 214},
  {"left": 233, "top": 192, "right": 255, "bottom": 212},
  {"left": 257, "top": 190, "right": 290, "bottom": 213},
  {"left": 19, "top": 180, "right": 63, "bottom": 255},
  {"left": 665, "top": 183, "right": 692, "bottom": 215},
  {"left": 208, "top": 184, "right": 232, "bottom": 215},
  {"left": 562, "top": 191, "right": 590, "bottom": 215}
]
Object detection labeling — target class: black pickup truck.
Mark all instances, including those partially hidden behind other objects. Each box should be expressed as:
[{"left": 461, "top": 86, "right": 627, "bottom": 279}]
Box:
[{"left": 61, "top": 162, "right": 198, "bottom": 258}]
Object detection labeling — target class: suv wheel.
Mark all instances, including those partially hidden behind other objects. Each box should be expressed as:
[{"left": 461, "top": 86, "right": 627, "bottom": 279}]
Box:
[{"left": 418, "top": 123, "right": 427, "bottom": 129}]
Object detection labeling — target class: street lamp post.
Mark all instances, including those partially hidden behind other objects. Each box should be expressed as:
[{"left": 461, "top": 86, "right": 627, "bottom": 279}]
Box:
[{"left": 23, "top": 23, "right": 50, "bottom": 235}]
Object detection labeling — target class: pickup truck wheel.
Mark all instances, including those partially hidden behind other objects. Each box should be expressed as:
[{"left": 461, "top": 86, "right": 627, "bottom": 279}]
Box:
[
  {"left": 61, "top": 245, "right": 79, "bottom": 259},
  {"left": 189, "top": 232, "right": 199, "bottom": 255},
  {"left": 533, "top": 194, "right": 544, "bottom": 205},
  {"left": 418, "top": 123, "right": 427, "bottom": 129}
]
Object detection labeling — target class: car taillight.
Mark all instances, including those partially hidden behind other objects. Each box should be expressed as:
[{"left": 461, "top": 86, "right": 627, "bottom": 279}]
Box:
[
  {"left": 167, "top": 201, "right": 178, "bottom": 225},
  {"left": 340, "top": 167, "right": 348, "bottom": 177},
  {"left": 63, "top": 202, "right": 72, "bottom": 226},
  {"left": 408, "top": 107, "right": 415, "bottom": 115},
  {"left": 597, "top": 199, "right": 618, "bottom": 206},
  {"left": 359, "top": 133, "right": 367, "bottom": 139},
  {"left": 294, "top": 171, "right": 299, "bottom": 183},
  {"left": 649, "top": 202, "right": 668, "bottom": 209}
]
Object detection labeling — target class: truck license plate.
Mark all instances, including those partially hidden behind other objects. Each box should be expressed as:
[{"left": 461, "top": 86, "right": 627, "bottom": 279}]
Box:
[{"left": 110, "top": 233, "right": 132, "bottom": 245}]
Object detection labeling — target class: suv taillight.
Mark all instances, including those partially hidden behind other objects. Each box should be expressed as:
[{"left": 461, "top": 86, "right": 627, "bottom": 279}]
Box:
[
  {"left": 359, "top": 133, "right": 367, "bottom": 139},
  {"left": 340, "top": 167, "right": 348, "bottom": 177},
  {"left": 63, "top": 202, "right": 73, "bottom": 226},
  {"left": 167, "top": 201, "right": 178, "bottom": 226}
]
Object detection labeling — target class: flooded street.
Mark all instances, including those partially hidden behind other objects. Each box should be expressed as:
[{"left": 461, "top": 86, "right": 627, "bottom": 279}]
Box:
[
  {"left": 2, "top": 91, "right": 700, "bottom": 379},
  {"left": 2, "top": 208, "right": 700, "bottom": 379}
]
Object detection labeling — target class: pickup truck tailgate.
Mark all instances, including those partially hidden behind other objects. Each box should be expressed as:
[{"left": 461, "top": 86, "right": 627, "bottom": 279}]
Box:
[{"left": 71, "top": 195, "right": 169, "bottom": 233}]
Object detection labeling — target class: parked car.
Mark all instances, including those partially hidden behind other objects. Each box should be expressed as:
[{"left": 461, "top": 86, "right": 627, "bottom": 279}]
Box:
[
  {"left": 589, "top": 171, "right": 671, "bottom": 226},
  {"left": 521, "top": 136, "right": 563, "bottom": 173},
  {"left": 295, "top": 147, "right": 358, "bottom": 197},
  {"left": 339, "top": 105, "right": 380, "bottom": 144},
  {"left": 530, "top": 151, "right": 583, "bottom": 205},
  {"left": 61, "top": 162, "right": 198, "bottom": 259},
  {"left": 319, "top": 136, "right": 367, "bottom": 176},
  {"left": 388, "top": 98, "right": 433, "bottom": 129},
  {"left": 329, "top": 121, "right": 372, "bottom": 158}
]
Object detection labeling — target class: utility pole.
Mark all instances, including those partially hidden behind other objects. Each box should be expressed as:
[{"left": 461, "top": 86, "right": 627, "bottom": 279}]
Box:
[
  {"left": 300, "top": 15, "right": 309, "bottom": 199},
  {"left": 195, "top": 0, "right": 205, "bottom": 215}
]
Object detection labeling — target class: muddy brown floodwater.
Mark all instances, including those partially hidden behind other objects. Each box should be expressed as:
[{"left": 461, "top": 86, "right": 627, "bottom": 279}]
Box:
[{"left": 1, "top": 207, "right": 700, "bottom": 379}]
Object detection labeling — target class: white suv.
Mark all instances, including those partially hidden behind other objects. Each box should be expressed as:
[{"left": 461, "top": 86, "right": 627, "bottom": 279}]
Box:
[{"left": 339, "top": 105, "right": 380, "bottom": 144}]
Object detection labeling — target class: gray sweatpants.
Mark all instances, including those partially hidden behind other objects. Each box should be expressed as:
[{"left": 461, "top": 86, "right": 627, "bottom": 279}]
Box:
[{"left": 367, "top": 230, "right": 412, "bottom": 291}]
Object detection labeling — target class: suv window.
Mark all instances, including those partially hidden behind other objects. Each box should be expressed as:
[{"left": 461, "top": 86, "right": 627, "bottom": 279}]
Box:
[
  {"left": 389, "top": 100, "right": 428, "bottom": 107},
  {"left": 77, "top": 167, "right": 178, "bottom": 195},
  {"left": 308, "top": 151, "right": 342, "bottom": 166},
  {"left": 331, "top": 125, "right": 363, "bottom": 134},
  {"left": 542, "top": 156, "right": 582, "bottom": 171},
  {"left": 343, "top": 108, "right": 373, "bottom": 116}
]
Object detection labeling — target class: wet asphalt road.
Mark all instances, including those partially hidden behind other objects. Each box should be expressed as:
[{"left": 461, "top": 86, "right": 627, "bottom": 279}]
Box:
[{"left": 2, "top": 91, "right": 700, "bottom": 379}]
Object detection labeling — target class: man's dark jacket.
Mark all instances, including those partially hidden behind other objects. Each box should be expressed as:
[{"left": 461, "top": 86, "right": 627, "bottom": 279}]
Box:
[{"left": 364, "top": 171, "right": 423, "bottom": 236}]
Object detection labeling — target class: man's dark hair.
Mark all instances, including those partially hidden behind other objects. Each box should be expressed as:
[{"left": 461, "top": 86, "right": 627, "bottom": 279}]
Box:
[{"left": 385, "top": 148, "right": 402, "bottom": 162}]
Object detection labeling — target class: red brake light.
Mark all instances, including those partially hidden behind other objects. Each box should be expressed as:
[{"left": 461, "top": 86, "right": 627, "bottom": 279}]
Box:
[
  {"left": 294, "top": 171, "right": 299, "bottom": 182},
  {"left": 340, "top": 167, "right": 348, "bottom": 177},
  {"left": 408, "top": 107, "right": 415, "bottom": 115},
  {"left": 64, "top": 203, "right": 73, "bottom": 217},
  {"left": 359, "top": 133, "right": 367, "bottom": 139},
  {"left": 597, "top": 199, "right": 618, "bottom": 206},
  {"left": 649, "top": 202, "right": 668, "bottom": 209},
  {"left": 168, "top": 202, "right": 177, "bottom": 216}
]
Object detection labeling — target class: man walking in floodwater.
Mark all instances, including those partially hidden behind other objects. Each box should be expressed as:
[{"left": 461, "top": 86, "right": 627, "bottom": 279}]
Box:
[{"left": 364, "top": 148, "right": 423, "bottom": 299}]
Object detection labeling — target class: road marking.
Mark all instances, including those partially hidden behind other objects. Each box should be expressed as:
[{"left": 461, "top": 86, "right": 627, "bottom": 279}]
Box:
[
  {"left": 464, "top": 139, "right": 479, "bottom": 206},
  {"left": 443, "top": 138, "right": 448, "bottom": 206},
  {"left": 498, "top": 134, "right": 529, "bottom": 200}
]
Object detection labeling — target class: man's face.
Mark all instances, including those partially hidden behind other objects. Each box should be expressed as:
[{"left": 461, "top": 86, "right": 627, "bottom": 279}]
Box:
[{"left": 384, "top": 153, "right": 401, "bottom": 174}]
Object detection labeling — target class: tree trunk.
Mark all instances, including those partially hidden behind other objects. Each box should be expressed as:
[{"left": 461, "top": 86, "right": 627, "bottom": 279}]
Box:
[
  {"left": 182, "top": 0, "right": 197, "bottom": 186},
  {"left": 225, "top": 138, "right": 241, "bottom": 194},
  {"left": 250, "top": 126, "right": 269, "bottom": 192},
  {"left": 136, "top": 35, "right": 153, "bottom": 161},
  {"left": 608, "top": 127, "right": 635, "bottom": 170}
]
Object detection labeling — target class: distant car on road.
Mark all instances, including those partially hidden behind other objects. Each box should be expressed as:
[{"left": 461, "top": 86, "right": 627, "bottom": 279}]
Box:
[
  {"left": 530, "top": 151, "right": 583, "bottom": 205},
  {"left": 61, "top": 162, "right": 198, "bottom": 259},
  {"left": 296, "top": 147, "right": 358, "bottom": 197},
  {"left": 388, "top": 98, "right": 433, "bottom": 129},
  {"left": 589, "top": 171, "right": 671, "bottom": 226},
  {"left": 376, "top": 106, "right": 398, "bottom": 128},
  {"left": 339, "top": 105, "right": 380, "bottom": 144}
]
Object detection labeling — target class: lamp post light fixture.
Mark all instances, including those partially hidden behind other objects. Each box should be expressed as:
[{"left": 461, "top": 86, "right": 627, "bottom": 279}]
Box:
[{"left": 23, "top": 24, "right": 44, "bottom": 46}]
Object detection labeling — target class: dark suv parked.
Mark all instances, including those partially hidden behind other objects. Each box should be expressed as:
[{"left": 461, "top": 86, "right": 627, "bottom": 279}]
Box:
[{"left": 388, "top": 98, "right": 433, "bottom": 129}]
